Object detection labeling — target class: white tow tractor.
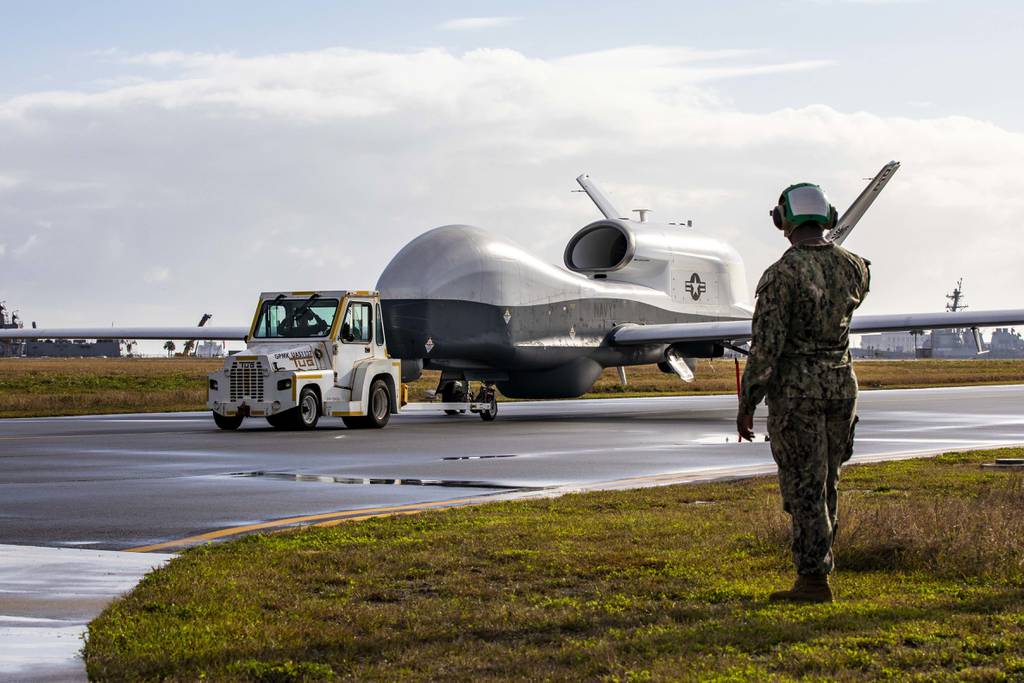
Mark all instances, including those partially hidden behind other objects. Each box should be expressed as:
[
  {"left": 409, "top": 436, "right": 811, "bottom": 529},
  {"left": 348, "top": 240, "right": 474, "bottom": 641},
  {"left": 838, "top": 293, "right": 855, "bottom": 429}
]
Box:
[{"left": 207, "top": 290, "right": 498, "bottom": 430}]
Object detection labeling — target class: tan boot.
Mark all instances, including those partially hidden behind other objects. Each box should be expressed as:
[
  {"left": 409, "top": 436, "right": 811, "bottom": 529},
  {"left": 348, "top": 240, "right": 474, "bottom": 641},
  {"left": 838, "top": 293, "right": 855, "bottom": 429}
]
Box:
[{"left": 769, "top": 573, "right": 833, "bottom": 603}]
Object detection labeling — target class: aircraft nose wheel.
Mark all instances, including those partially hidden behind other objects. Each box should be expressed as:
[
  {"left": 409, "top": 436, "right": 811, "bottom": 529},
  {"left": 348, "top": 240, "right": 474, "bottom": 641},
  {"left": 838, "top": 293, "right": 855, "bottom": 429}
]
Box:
[{"left": 441, "top": 381, "right": 468, "bottom": 416}]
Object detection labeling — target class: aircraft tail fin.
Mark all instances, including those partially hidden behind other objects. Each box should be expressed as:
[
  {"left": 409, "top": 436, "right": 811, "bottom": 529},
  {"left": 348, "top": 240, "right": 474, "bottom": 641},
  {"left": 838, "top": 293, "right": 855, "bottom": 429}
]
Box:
[
  {"left": 576, "top": 174, "right": 624, "bottom": 220},
  {"left": 827, "top": 160, "right": 901, "bottom": 245}
]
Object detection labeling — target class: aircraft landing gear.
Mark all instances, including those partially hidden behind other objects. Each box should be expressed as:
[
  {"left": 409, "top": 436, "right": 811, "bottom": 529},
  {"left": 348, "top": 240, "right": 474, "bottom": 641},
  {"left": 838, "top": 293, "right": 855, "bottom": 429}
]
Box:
[
  {"left": 475, "top": 384, "right": 498, "bottom": 422},
  {"left": 435, "top": 379, "right": 498, "bottom": 421},
  {"left": 440, "top": 380, "right": 468, "bottom": 415}
]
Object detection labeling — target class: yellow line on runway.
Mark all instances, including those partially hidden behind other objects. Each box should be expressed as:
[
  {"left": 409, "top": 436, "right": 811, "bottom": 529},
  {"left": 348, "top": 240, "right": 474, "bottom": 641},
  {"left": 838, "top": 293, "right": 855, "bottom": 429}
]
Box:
[
  {"left": 125, "top": 468, "right": 784, "bottom": 553},
  {"left": 126, "top": 495, "right": 494, "bottom": 552},
  {"left": 125, "top": 468, "right": 739, "bottom": 553}
]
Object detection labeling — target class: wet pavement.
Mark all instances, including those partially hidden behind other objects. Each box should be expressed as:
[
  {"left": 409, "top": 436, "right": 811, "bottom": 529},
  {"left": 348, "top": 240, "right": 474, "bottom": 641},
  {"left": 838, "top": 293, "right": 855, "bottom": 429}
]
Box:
[
  {"left": 0, "top": 545, "right": 172, "bottom": 682},
  {"left": 2, "top": 385, "right": 1022, "bottom": 552},
  {"left": 1, "top": 385, "right": 1023, "bottom": 680}
]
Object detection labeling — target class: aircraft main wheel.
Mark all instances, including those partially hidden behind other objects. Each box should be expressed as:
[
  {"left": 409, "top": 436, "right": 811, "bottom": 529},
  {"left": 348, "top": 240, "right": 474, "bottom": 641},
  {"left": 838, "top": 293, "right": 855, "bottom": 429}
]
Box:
[
  {"left": 213, "top": 411, "right": 243, "bottom": 430},
  {"left": 292, "top": 386, "right": 321, "bottom": 430},
  {"left": 441, "top": 381, "right": 466, "bottom": 416},
  {"left": 366, "top": 379, "right": 391, "bottom": 429},
  {"left": 480, "top": 395, "right": 498, "bottom": 422},
  {"left": 266, "top": 411, "right": 293, "bottom": 429}
]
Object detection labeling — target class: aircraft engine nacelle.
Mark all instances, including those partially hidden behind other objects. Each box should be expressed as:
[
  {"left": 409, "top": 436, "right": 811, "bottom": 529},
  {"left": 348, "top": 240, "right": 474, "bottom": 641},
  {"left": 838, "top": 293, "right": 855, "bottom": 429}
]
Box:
[
  {"left": 563, "top": 218, "right": 656, "bottom": 278},
  {"left": 563, "top": 218, "right": 750, "bottom": 312}
]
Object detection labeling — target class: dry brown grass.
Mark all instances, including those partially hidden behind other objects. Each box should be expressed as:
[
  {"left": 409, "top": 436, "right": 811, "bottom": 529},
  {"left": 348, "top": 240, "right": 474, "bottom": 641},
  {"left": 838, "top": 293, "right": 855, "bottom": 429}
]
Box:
[
  {"left": 0, "top": 357, "right": 220, "bottom": 417},
  {"left": 586, "top": 358, "right": 1024, "bottom": 397},
  {"left": 2, "top": 357, "right": 1023, "bottom": 417},
  {"left": 412, "top": 358, "right": 1024, "bottom": 400},
  {"left": 754, "top": 454, "right": 1024, "bottom": 579}
]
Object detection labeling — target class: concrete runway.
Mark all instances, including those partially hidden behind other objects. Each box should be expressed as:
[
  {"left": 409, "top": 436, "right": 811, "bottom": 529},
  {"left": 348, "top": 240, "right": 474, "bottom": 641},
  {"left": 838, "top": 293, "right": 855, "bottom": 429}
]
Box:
[
  {"left": 0, "top": 544, "right": 171, "bottom": 682},
  {"left": 3, "top": 385, "right": 1023, "bottom": 552}
]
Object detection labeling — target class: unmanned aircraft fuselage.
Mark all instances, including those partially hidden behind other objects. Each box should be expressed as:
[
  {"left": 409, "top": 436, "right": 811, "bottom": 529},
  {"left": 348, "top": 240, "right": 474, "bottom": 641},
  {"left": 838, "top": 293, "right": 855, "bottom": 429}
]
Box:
[{"left": 378, "top": 206, "right": 753, "bottom": 398}]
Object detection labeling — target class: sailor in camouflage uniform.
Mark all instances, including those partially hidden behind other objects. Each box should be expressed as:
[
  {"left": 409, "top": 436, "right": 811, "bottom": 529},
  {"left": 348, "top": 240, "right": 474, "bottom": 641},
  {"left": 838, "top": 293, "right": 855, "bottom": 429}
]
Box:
[{"left": 737, "top": 182, "right": 871, "bottom": 603}]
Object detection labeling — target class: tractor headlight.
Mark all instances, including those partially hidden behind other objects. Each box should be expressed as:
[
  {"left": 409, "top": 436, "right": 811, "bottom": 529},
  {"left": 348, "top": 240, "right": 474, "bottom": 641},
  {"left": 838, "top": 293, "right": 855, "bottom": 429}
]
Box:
[{"left": 277, "top": 378, "right": 292, "bottom": 391}]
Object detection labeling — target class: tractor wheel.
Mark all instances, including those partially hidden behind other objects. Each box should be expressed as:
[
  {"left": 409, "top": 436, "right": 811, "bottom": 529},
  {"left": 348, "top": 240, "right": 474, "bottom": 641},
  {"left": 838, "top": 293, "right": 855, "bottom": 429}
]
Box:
[
  {"left": 291, "top": 386, "right": 321, "bottom": 430},
  {"left": 365, "top": 379, "right": 392, "bottom": 428},
  {"left": 213, "top": 411, "right": 243, "bottom": 430},
  {"left": 266, "top": 411, "right": 293, "bottom": 429}
]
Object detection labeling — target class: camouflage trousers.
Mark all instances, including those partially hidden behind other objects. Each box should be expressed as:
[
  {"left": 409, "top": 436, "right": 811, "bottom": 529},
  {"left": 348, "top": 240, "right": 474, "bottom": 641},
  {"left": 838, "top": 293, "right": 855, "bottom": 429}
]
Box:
[{"left": 766, "top": 396, "right": 859, "bottom": 576}]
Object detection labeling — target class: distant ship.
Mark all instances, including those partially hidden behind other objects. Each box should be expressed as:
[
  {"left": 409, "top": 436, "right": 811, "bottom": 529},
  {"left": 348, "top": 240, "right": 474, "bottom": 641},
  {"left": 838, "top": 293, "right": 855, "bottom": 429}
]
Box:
[
  {"left": 922, "top": 278, "right": 983, "bottom": 359},
  {"left": 0, "top": 298, "right": 122, "bottom": 357},
  {"left": 0, "top": 301, "right": 26, "bottom": 357},
  {"left": 856, "top": 279, "right": 1024, "bottom": 359},
  {"left": 0, "top": 300, "right": 226, "bottom": 358}
]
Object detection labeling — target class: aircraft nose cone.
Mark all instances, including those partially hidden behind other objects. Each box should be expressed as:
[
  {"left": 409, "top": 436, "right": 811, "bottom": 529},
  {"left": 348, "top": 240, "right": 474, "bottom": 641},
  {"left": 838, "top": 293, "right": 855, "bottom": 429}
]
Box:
[{"left": 377, "top": 224, "right": 494, "bottom": 301}]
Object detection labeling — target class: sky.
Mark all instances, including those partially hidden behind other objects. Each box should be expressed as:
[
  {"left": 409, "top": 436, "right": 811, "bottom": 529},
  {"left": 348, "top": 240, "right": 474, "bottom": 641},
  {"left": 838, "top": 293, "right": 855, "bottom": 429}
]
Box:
[{"left": 1, "top": 0, "right": 1022, "bottom": 342}]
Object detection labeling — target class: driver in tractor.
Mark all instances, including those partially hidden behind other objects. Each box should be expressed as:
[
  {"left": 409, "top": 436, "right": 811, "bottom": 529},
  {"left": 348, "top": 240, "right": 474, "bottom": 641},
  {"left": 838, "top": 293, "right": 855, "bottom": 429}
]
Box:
[{"left": 282, "top": 307, "right": 328, "bottom": 337}]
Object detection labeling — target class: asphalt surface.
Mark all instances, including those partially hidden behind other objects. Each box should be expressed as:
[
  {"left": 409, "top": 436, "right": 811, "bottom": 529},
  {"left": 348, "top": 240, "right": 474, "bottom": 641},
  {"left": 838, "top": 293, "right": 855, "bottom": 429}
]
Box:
[
  {"left": 2, "top": 385, "right": 1023, "bottom": 681},
  {"left": 2, "top": 385, "right": 1023, "bottom": 552}
]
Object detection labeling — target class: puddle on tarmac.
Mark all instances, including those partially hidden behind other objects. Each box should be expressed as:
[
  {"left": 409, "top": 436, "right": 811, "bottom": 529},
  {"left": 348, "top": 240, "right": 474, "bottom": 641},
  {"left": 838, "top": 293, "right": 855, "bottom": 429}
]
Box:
[
  {"left": 228, "top": 470, "right": 540, "bottom": 491},
  {"left": 693, "top": 434, "right": 769, "bottom": 444},
  {"left": 441, "top": 454, "right": 517, "bottom": 461}
]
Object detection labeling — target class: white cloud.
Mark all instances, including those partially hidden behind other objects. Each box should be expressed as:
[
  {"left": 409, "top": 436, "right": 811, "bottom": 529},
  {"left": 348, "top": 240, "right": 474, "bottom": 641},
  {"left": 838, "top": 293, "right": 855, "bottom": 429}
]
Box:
[
  {"left": 438, "top": 17, "right": 519, "bottom": 31},
  {"left": 144, "top": 267, "right": 171, "bottom": 283},
  {"left": 12, "top": 235, "right": 37, "bottom": 257},
  {"left": 286, "top": 245, "right": 354, "bottom": 269},
  {"left": 0, "top": 45, "right": 1021, "bottom": 330},
  {"left": 809, "top": 0, "right": 926, "bottom": 4}
]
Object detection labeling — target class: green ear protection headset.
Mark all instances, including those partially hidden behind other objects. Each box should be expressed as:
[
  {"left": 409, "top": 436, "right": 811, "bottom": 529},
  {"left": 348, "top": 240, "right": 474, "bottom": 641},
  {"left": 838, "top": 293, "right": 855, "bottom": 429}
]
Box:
[{"left": 771, "top": 183, "right": 838, "bottom": 236}]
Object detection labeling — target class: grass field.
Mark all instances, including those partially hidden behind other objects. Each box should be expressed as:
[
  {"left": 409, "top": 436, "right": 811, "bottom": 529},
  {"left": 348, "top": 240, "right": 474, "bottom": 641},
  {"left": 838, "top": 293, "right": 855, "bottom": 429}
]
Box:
[
  {"left": 1, "top": 357, "right": 1023, "bottom": 418},
  {"left": 0, "top": 358, "right": 218, "bottom": 418},
  {"left": 582, "top": 358, "right": 1024, "bottom": 398},
  {"left": 84, "top": 447, "right": 1024, "bottom": 681}
]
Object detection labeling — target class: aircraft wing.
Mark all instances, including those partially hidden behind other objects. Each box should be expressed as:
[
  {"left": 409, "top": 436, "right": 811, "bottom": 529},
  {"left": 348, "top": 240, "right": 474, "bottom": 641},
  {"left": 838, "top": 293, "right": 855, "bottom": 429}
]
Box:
[
  {"left": 613, "top": 319, "right": 754, "bottom": 345},
  {"left": 0, "top": 326, "right": 248, "bottom": 340},
  {"left": 612, "top": 309, "right": 1024, "bottom": 346}
]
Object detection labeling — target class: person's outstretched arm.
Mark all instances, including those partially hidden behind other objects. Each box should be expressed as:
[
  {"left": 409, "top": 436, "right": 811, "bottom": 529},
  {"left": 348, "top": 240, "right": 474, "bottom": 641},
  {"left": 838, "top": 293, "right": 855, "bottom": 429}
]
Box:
[{"left": 737, "top": 268, "right": 792, "bottom": 440}]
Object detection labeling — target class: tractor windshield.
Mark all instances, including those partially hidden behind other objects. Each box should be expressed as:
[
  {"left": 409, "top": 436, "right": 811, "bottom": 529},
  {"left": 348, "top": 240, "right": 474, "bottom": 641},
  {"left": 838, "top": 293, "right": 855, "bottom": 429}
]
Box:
[{"left": 252, "top": 297, "right": 340, "bottom": 339}]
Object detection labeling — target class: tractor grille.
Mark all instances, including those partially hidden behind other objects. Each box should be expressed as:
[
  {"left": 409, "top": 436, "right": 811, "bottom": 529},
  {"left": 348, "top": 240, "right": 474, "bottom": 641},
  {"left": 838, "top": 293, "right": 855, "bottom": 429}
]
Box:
[{"left": 229, "top": 362, "right": 264, "bottom": 402}]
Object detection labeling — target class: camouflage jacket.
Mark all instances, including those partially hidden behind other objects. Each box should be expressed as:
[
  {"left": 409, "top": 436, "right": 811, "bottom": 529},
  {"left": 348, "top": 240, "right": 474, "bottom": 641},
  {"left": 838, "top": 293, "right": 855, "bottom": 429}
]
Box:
[{"left": 739, "top": 242, "right": 871, "bottom": 414}]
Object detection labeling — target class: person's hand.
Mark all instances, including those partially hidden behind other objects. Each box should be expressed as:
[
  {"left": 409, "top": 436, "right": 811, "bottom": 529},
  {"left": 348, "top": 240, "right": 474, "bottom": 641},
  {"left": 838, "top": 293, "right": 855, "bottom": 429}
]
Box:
[{"left": 737, "top": 412, "right": 755, "bottom": 442}]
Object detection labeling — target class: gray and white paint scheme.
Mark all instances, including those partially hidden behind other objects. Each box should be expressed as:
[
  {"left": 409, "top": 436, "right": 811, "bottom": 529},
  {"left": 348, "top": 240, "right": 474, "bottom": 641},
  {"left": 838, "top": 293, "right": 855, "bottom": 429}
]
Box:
[{"left": 376, "top": 174, "right": 753, "bottom": 397}]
